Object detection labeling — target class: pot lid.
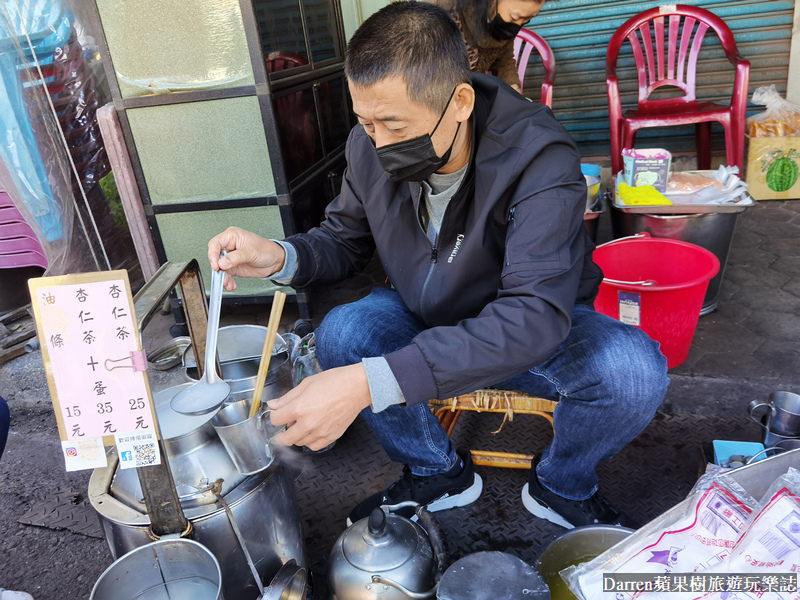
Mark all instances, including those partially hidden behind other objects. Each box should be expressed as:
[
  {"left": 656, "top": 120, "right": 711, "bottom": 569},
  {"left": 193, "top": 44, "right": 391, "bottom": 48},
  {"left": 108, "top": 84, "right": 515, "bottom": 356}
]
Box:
[
  {"left": 342, "top": 508, "right": 429, "bottom": 572},
  {"left": 436, "top": 552, "right": 549, "bottom": 600},
  {"left": 107, "top": 383, "right": 245, "bottom": 513},
  {"left": 183, "top": 326, "right": 286, "bottom": 368}
]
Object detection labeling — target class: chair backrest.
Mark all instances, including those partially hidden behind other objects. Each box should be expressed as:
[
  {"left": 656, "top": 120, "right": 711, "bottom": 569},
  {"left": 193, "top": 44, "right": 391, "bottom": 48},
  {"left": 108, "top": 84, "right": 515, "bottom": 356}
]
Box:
[
  {"left": 513, "top": 29, "right": 555, "bottom": 107},
  {"left": 265, "top": 50, "right": 308, "bottom": 75},
  {"left": 606, "top": 4, "right": 743, "bottom": 109}
]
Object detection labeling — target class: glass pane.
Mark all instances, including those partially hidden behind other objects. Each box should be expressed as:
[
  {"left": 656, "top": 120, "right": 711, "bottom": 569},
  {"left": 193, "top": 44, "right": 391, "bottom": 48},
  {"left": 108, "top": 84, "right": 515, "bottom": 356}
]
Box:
[
  {"left": 128, "top": 97, "right": 275, "bottom": 204},
  {"left": 254, "top": 0, "right": 308, "bottom": 65},
  {"left": 95, "top": 0, "right": 254, "bottom": 98},
  {"left": 317, "top": 76, "right": 351, "bottom": 156},
  {"left": 156, "top": 206, "right": 290, "bottom": 297},
  {"left": 291, "top": 162, "right": 344, "bottom": 232},
  {"left": 302, "top": 0, "right": 341, "bottom": 63},
  {"left": 273, "top": 86, "right": 323, "bottom": 181}
]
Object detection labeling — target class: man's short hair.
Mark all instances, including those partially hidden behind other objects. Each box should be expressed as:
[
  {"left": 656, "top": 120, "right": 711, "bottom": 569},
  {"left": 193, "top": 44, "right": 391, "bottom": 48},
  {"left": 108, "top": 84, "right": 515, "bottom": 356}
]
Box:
[{"left": 345, "top": 1, "right": 472, "bottom": 114}]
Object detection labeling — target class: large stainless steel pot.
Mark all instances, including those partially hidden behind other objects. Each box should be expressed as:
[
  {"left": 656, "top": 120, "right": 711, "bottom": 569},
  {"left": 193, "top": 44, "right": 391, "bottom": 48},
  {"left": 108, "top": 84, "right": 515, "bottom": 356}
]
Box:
[
  {"left": 90, "top": 538, "right": 224, "bottom": 599},
  {"left": 89, "top": 383, "right": 306, "bottom": 600},
  {"left": 609, "top": 205, "right": 740, "bottom": 315}
]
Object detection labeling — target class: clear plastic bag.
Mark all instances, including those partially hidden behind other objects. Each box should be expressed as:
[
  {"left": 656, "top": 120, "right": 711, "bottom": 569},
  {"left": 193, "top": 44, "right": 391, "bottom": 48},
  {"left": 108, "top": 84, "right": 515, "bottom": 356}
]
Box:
[
  {"left": 562, "top": 469, "right": 759, "bottom": 600},
  {"left": 283, "top": 331, "right": 322, "bottom": 388},
  {"left": 684, "top": 467, "right": 800, "bottom": 600},
  {"left": 0, "top": 0, "right": 131, "bottom": 277},
  {"left": 283, "top": 331, "right": 332, "bottom": 453},
  {"left": 747, "top": 85, "right": 800, "bottom": 138}
]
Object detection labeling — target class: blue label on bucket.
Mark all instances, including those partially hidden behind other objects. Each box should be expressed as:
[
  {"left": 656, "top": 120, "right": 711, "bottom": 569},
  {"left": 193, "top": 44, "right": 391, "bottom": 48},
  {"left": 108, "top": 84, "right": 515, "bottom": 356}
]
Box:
[{"left": 618, "top": 291, "right": 641, "bottom": 326}]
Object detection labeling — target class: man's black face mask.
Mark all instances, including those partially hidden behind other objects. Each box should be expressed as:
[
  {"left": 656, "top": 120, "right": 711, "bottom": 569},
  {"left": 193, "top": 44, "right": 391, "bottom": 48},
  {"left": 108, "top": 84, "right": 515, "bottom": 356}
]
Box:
[
  {"left": 374, "top": 88, "right": 460, "bottom": 183},
  {"left": 487, "top": 14, "right": 522, "bottom": 40}
]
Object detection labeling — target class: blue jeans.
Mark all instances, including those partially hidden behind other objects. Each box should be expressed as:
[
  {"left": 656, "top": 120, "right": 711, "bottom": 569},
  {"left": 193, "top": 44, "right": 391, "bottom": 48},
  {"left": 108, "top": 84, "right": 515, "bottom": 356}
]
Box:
[{"left": 316, "top": 287, "right": 669, "bottom": 500}]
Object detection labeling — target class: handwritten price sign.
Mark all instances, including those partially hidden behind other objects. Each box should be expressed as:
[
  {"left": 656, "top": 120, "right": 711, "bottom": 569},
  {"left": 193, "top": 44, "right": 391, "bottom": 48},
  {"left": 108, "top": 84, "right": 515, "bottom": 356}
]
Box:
[{"left": 29, "top": 271, "right": 160, "bottom": 471}]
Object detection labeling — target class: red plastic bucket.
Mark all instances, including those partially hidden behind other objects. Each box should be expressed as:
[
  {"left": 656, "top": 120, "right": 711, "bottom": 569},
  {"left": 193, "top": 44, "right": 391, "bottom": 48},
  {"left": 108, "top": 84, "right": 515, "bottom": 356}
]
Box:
[{"left": 593, "top": 233, "right": 720, "bottom": 369}]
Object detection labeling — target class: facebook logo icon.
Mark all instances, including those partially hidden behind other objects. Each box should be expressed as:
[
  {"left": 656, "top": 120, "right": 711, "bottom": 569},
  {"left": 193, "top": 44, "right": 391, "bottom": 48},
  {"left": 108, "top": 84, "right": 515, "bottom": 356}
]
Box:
[{"left": 121, "top": 451, "right": 133, "bottom": 462}]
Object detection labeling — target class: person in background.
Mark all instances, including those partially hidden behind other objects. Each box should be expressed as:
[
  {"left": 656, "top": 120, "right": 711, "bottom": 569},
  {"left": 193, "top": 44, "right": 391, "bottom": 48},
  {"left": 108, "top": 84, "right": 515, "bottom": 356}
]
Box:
[
  {"left": 431, "top": 0, "right": 547, "bottom": 92},
  {"left": 0, "top": 395, "right": 36, "bottom": 600}
]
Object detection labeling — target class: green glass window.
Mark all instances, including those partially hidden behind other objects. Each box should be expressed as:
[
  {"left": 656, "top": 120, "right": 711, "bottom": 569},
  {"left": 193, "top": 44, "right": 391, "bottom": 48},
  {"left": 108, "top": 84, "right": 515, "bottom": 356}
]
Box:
[
  {"left": 156, "top": 206, "right": 290, "bottom": 296},
  {"left": 127, "top": 97, "right": 275, "bottom": 204},
  {"left": 95, "top": 0, "right": 254, "bottom": 98}
]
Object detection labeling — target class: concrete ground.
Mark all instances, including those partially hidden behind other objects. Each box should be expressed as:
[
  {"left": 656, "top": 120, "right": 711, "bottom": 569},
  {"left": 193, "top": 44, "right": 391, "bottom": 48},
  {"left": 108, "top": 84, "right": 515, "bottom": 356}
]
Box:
[{"left": 0, "top": 198, "right": 798, "bottom": 598}]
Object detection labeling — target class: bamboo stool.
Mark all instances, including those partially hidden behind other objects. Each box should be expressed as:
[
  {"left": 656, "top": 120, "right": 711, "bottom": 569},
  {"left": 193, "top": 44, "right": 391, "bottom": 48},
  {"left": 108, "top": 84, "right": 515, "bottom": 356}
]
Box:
[{"left": 429, "top": 390, "right": 557, "bottom": 469}]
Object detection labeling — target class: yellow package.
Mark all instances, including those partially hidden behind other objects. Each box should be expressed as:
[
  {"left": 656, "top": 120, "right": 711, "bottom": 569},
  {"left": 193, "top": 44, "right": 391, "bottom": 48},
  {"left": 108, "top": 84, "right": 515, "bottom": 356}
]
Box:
[{"left": 617, "top": 182, "right": 672, "bottom": 206}]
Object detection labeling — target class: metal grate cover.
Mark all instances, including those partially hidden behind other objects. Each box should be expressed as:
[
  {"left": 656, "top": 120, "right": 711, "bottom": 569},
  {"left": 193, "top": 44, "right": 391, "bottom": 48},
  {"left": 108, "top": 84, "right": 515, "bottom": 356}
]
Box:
[
  {"left": 18, "top": 489, "right": 104, "bottom": 539},
  {"left": 293, "top": 411, "right": 763, "bottom": 599}
]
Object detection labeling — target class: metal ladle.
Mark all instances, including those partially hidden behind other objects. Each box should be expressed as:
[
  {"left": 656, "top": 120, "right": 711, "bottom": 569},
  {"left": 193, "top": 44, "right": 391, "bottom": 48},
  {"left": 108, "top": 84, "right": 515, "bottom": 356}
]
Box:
[{"left": 171, "top": 254, "right": 230, "bottom": 415}]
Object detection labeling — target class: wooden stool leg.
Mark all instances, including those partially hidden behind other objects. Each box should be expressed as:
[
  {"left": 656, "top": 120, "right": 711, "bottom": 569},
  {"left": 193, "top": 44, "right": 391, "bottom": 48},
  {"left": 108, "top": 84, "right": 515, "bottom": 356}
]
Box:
[{"left": 435, "top": 408, "right": 462, "bottom": 438}]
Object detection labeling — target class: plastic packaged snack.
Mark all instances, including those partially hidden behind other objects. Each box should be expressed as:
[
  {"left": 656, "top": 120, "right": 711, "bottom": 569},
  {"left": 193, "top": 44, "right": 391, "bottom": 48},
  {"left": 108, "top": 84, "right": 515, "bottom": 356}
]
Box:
[
  {"left": 746, "top": 86, "right": 800, "bottom": 138},
  {"left": 667, "top": 173, "right": 724, "bottom": 193},
  {"left": 563, "top": 470, "right": 758, "bottom": 600},
  {"left": 685, "top": 468, "right": 800, "bottom": 600}
]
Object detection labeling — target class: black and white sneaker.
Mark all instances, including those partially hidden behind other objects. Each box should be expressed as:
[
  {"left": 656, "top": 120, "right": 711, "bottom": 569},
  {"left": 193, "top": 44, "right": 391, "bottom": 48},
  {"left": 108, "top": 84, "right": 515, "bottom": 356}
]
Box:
[
  {"left": 522, "top": 456, "right": 638, "bottom": 529},
  {"left": 347, "top": 448, "right": 483, "bottom": 526}
]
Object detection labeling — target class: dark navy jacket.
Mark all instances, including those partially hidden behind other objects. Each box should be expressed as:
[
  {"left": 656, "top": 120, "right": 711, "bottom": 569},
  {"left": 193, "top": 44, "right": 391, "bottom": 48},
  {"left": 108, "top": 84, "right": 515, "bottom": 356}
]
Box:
[{"left": 285, "top": 74, "right": 603, "bottom": 407}]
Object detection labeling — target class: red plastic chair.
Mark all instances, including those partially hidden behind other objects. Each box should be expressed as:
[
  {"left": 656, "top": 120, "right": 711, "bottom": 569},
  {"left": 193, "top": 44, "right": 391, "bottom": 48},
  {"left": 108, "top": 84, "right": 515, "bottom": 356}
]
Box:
[
  {"left": 513, "top": 29, "right": 555, "bottom": 107},
  {"left": 606, "top": 5, "right": 750, "bottom": 174},
  {"left": 0, "top": 250, "right": 48, "bottom": 269},
  {"left": 265, "top": 51, "right": 324, "bottom": 181},
  {"left": 0, "top": 206, "right": 27, "bottom": 224}
]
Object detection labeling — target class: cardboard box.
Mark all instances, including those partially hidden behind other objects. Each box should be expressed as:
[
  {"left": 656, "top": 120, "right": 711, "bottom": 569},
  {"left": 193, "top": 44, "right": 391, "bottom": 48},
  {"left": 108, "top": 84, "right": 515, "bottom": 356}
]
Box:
[{"left": 745, "top": 136, "right": 800, "bottom": 200}]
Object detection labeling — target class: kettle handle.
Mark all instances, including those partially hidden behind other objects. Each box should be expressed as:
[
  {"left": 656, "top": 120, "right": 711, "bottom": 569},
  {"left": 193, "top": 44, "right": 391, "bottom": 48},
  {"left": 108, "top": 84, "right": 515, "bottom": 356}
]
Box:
[
  {"left": 371, "top": 576, "right": 438, "bottom": 599},
  {"left": 415, "top": 505, "right": 448, "bottom": 575},
  {"left": 384, "top": 501, "right": 449, "bottom": 575}
]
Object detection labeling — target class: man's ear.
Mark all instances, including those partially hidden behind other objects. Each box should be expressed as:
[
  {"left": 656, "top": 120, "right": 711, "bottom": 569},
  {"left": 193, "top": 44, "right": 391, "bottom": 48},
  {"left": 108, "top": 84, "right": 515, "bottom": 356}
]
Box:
[{"left": 454, "top": 83, "right": 475, "bottom": 123}]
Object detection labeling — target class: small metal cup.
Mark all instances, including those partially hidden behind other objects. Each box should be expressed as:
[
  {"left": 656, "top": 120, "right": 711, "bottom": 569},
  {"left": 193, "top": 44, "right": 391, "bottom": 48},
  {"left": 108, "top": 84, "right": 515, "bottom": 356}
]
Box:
[
  {"left": 762, "top": 429, "right": 800, "bottom": 456},
  {"left": 749, "top": 391, "right": 800, "bottom": 437},
  {"left": 211, "top": 399, "right": 283, "bottom": 475}
]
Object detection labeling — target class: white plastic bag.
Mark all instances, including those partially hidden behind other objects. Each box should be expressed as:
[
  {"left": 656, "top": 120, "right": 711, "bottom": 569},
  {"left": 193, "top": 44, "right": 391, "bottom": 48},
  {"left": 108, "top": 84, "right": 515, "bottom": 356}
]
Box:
[
  {"left": 747, "top": 85, "right": 800, "bottom": 138},
  {"left": 563, "top": 470, "right": 758, "bottom": 600},
  {"left": 684, "top": 468, "right": 800, "bottom": 600}
]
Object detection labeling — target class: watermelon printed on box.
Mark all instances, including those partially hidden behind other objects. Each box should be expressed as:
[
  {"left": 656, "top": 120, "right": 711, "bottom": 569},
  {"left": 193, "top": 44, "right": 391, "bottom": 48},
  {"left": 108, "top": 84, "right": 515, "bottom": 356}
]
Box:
[
  {"left": 746, "top": 137, "right": 800, "bottom": 200},
  {"left": 766, "top": 154, "right": 799, "bottom": 192}
]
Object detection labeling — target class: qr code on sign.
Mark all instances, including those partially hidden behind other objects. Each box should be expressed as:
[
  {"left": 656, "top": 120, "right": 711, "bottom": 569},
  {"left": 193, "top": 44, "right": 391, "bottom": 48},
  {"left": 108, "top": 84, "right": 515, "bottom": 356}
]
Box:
[{"left": 133, "top": 443, "right": 156, "bottom": 466}]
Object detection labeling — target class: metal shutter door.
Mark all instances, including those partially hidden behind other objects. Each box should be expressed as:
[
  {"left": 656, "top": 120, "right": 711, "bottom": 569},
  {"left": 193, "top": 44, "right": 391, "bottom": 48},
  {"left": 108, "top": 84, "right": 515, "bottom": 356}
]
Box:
[{"left": 522, "top": 0, "right": 793, "bottom": 158}]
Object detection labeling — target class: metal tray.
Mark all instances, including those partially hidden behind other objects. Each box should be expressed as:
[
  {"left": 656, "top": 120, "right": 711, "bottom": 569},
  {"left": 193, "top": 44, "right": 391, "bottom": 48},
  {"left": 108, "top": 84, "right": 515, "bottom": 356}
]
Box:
[
  {"left": 613, "top": 170, "right": 755, "bottom": 214},
  {"left": 612, "top": 200, "right": 754, "bottom": 215},
  {"left": 728, "top": 447, "right": 800, "bottom": 499}
]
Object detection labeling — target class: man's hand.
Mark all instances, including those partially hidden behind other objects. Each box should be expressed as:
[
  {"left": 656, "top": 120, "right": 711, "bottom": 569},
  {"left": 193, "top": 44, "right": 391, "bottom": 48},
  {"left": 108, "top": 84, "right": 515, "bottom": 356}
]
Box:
[
  {"left": 208, "top": 227, "right": 287, "bottom": 291},
  {"left": 267, "top": 363, "right": 372, "bottom": 451}
]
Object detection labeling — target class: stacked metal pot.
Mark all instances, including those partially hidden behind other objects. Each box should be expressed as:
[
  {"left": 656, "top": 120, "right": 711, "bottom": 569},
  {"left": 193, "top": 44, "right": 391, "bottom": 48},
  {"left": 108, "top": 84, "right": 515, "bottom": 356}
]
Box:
[{"left": 89, "top": 326, "right": 305, "bottom": 600}]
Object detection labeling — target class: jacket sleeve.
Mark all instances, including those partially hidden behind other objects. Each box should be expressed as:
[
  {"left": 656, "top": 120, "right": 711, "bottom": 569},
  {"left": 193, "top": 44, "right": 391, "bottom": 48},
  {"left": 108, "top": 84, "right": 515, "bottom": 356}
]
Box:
[
  {"left": 384, "top": 139, "right": 592, "bottom": 406},
  {"left": 282, "top": 130, "right": 378, "bottom": 288}
]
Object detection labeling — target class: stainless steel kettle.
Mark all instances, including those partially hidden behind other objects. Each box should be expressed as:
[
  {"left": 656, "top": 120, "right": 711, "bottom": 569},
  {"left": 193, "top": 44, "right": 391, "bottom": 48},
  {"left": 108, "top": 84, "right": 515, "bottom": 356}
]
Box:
[{"left": 328, "top": 502, "right": 447, "bottom": 600}]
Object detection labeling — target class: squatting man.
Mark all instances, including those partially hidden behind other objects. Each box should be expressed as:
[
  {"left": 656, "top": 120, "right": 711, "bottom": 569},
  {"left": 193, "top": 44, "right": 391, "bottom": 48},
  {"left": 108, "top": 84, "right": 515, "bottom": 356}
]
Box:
[{"left": 207, "top": 1, "right": 669, "bottom": 528}]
